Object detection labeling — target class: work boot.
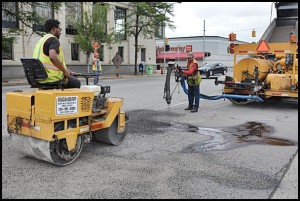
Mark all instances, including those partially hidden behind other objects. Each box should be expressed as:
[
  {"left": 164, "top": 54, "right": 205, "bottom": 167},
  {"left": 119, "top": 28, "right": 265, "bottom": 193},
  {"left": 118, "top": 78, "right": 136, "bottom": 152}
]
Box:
[
  {"left": 184, "top": 106, "right": 193, "bottom": 110},
  {"left": 191, "top": 107, "right": 198, "bottom": 113}
]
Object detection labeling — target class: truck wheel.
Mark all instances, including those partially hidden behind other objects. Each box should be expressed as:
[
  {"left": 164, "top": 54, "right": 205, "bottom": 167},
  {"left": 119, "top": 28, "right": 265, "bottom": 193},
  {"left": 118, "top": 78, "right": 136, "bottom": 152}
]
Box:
[
  {"left": 92, "top": 117, "right": 126, "bottom": 145},
  {"left": 222, "top": 69, "right": 226, "bottom": 75},
  {"left": 229, "top": 98, "right": 255, "bottom": 105}
]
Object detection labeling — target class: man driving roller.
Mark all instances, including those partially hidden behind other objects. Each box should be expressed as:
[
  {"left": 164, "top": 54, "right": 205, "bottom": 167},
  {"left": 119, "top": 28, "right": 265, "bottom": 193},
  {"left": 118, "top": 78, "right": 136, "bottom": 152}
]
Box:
[{"left": 33, "top": 19, "right": 81, "bottom": 88}]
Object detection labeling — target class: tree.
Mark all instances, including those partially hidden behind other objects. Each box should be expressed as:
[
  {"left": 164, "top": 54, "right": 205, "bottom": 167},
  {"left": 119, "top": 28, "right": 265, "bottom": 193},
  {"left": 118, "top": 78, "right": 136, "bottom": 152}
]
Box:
[
  {"left": 2, "top": 2, "right": 62, "bottom": 46},
  {"left": 73, "top": 3, "right": 115, "bottom": 68},
  {"left": 125, "top": 2, "right": 176, "bottom": 75}
]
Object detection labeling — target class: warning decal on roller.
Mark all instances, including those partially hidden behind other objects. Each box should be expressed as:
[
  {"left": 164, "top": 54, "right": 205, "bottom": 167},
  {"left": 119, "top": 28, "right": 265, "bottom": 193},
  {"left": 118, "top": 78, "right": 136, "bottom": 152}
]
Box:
[{"left": 56, "top": 96, "right": 78, "bottom": 115}]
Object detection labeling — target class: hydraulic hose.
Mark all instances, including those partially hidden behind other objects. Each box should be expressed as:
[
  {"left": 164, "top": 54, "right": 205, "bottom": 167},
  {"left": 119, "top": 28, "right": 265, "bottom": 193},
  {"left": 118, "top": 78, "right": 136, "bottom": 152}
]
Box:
[
  {"left": 180, "top": 77, "right": 264, "bottom": 102},
  {"left": 164, "top": 66, "right": 264, "bottom": 105},
  {"left": 163, "top": 66, "right": 173, "bottom": 104}
]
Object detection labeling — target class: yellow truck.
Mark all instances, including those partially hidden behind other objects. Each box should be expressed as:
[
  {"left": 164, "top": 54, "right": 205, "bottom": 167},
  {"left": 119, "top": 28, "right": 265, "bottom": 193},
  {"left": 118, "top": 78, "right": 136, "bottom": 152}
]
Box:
[
  {"left": 222, "top": 2, "right": 298, "bottom": 104},
  {"left": 223, "top": 39, "right": 298, "bottom": 104}
]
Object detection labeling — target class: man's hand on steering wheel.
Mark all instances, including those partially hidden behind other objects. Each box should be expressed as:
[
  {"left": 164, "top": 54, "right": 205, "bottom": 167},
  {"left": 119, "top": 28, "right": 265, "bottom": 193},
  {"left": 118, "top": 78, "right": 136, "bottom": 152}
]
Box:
[{"left": 67, "top": 68, "right": 77, "bottom": 76}]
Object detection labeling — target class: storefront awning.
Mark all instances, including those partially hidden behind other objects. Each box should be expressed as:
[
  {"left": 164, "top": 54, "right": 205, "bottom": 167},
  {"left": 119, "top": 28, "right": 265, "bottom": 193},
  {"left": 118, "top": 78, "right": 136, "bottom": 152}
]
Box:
[{"left": 156, "top": 51, "right": 204, "bottom": 60}]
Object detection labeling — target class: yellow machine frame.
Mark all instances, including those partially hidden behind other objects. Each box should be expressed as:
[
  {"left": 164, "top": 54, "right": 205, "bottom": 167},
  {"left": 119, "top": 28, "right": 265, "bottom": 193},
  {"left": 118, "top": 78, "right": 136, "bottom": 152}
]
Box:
[
  {"left": 225, "top": 40, "right": 298, "bottom": 99},
  {"left": 6, "top": 88, "right": 126, "bottom": 152}
]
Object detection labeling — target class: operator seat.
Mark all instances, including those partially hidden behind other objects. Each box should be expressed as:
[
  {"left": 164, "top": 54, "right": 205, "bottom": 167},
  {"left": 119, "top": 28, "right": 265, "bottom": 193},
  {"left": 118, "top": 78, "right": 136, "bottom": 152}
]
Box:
[{"left": 20, "top": 58, "right": 64, "bottom": 89}]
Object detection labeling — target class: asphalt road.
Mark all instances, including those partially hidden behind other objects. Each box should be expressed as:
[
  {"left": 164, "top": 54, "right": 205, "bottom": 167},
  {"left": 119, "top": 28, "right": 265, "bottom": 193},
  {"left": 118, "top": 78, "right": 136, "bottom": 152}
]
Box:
[{"left": 2, "top": 73, "right": 298, "bottom": 199}]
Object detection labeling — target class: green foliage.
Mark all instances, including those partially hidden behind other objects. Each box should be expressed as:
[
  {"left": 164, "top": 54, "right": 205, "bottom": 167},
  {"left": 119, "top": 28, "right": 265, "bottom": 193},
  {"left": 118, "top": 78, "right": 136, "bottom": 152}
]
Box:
[
  {"left": 126, "top": 2, "right": 176, "bottom": 39},
  {"left": 2, "top": 2, "right": 62, "bottom": 44},
  {"left": 125, "top": 2, "right": 177, "bottom": 74},
  {"left": 73, "top": 3, "right": 115, "bottom": 59}
]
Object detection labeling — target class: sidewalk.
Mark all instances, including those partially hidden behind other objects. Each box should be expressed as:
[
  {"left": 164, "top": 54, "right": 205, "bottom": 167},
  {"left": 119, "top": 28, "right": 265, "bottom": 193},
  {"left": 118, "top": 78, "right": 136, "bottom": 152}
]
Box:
[{"left": 2, "top": 72, "right": 165, "bottom": 87}]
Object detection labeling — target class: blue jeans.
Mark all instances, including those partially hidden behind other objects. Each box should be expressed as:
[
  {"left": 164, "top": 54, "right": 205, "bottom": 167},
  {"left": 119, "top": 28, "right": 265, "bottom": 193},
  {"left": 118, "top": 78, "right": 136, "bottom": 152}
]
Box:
[
  {"left": 188, "top": 84, "right": 200, "bottom": 108},
  {"left": 93, "top": 70, "right": 101, "bottom": 84}
]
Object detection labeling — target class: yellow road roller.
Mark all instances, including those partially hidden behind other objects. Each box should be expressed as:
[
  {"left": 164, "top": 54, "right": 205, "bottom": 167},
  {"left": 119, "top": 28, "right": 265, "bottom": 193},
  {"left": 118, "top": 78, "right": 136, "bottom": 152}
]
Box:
[{"left": 6, "top": 58, "right": 127, "bottom": 166}]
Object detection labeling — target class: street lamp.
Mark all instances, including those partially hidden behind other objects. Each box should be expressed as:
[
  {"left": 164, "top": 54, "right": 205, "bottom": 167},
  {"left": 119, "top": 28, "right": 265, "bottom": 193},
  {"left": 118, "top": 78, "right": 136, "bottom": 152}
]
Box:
[{"left": 163, "top": 20, "right": 166, "bottom": 69}]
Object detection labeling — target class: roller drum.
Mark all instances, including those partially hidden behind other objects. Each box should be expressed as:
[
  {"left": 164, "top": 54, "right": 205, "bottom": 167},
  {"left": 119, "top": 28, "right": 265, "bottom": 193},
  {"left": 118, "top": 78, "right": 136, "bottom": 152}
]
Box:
[
  {"left": 92, "top": 118, "right": 126, "bottom": 145},
  {"left": 10, "top": 133, "right": 83, "bottom": 166}
]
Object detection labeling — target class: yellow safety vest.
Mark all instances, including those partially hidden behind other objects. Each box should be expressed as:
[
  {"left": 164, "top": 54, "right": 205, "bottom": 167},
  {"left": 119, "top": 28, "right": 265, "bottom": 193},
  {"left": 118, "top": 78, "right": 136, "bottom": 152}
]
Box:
[
  {"left": 33, "top": 34, "right": 66, "bottom": 83},
  {"left": 92, "top": 58, "right": 102, "bottom": 71},
  {"left": 186, "top": 59, "right": 201, "bottom": 86}
]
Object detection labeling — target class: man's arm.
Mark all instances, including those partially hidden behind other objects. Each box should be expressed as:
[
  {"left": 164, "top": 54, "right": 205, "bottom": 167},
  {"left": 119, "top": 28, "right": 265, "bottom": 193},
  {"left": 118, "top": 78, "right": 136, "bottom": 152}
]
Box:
[
  {"left": 49, "top": 50, "right": 70, "bottom": 78},
  {"left": 182, "top": 63, "right": 198, "bottom": 75}
]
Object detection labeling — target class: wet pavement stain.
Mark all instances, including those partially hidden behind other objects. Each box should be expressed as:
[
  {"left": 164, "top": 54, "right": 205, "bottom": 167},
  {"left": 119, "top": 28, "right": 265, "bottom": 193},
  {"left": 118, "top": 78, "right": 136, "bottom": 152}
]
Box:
[
  {"left": 181, "top": 121, "right": 297, "bottom": 153},
  {"left": 126, "top": 110, "right": 296, "bottom": 153}
]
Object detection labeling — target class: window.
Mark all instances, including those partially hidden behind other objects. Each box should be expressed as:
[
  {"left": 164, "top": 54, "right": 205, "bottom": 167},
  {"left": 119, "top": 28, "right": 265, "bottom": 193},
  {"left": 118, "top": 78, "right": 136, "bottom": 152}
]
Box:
[
  {"left": 141, "top": 48, "right": 146, "bottom": 62},
  {"left": 114, "top": 7, "right": 126, "bottom": 40},
  {"left": 2, "top": 2, "right": 18, "bottom": 28},
  {"left": 118, "top": 46, "right": 124, "bottom": 60},
  {"left": 2, "top": 40, "right": 13, "bottom": 60},
  {"left": 33, "top": 3, "right": 54, "bottom": 32},
  {"left": 71, "top": 43, "right": 79, "bottom": 61},
  {"left": 65, "top": 2, "right": 82, "bottom": 35}
]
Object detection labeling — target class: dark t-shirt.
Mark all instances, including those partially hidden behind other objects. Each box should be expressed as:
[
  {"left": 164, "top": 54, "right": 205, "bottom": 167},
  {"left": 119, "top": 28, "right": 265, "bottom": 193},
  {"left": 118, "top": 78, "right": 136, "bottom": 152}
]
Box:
[{"left": 43, "top": 37, "right": 60, "bottom": 56}]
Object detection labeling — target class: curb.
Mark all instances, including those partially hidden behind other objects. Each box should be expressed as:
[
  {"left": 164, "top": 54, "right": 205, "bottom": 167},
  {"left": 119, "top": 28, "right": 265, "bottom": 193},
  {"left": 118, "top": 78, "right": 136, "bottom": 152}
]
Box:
[{"left": 2, "top": 73, "right": 166, "bottom": 87}]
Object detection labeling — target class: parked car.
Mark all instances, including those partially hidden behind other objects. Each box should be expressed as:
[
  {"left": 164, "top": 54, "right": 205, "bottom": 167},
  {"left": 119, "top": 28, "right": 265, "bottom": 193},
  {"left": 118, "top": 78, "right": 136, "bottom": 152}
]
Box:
[{"left": 199, "top": 63, "right": 228, "bottom": 77}]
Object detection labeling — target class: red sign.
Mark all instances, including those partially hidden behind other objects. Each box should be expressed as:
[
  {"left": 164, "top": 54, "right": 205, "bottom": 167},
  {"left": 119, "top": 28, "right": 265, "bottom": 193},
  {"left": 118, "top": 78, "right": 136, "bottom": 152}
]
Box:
[
  {"left": 156, "top": 46, "right": 186, "bottom": 53},
  {"left": 186, "top": 45, "right": 192, "bottom": 52},
  {"left": 112, "top": 52, "right": 123, "bottom": 68},
  {"left": 256, "top": 40, "right": 270, "bottom": 52},
  {"left": 92, "top": 41, "right": 100, "bottom": 50}
]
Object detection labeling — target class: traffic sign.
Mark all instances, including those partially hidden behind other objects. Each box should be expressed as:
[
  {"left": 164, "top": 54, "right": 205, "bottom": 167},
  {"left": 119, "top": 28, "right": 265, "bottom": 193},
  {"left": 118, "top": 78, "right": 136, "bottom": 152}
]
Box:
[
  {"left": 112, "top": 52, "right": 123, "bottom": 68},
  {"left": 92, "top": 41, "right": 100, "bottom": 51},
  {"left": 256, "top": 40, "right": 270, "bottom": 52},
  {"left": 186, "top": 45, "right": 192, "bottom": 52}
]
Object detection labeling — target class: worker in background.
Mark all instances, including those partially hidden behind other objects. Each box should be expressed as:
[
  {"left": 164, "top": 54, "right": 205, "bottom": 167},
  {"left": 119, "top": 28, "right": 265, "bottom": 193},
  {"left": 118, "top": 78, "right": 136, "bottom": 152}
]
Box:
[
  {"left": 177, "top": 52, "right": 201, "bottom": 113},
  {"left": 91, "top": 51, "right": 102, "bottom": 85},
  {"left": 33, "top": 19, "right": 81, "bottom": 88}
]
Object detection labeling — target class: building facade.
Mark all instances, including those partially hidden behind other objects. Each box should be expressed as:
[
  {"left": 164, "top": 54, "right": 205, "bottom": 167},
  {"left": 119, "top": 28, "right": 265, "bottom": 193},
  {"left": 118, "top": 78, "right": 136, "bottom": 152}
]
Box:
[
  {"left": 2, "top": 2, "right": 157, "bottom": 80},
  {"left": 156, "top": 36, "right": 248, "bottom": 68}
]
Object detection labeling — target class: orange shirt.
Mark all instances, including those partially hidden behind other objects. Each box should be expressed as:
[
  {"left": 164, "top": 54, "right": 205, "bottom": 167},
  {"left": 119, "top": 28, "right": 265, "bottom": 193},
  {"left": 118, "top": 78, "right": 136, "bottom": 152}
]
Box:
[{"left": 182, "top": 62, "right": 198, "bottom": 76}]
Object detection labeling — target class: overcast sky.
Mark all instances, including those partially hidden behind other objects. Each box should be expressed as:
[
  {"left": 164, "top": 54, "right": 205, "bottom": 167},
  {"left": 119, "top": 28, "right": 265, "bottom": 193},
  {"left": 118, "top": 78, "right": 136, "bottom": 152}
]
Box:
[{"left": 165, "top": 2, "right": 276, "bottom": 43}]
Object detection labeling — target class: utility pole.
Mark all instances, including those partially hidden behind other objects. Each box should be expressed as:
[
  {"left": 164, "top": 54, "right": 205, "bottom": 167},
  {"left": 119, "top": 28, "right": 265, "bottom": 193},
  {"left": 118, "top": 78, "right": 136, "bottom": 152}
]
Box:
[
  {"left": 270, "top": 2, "right": 275, "bottom": 24},
  {"left": 163, "top": 8, "right": 169, "bottom": 70},
  {"left": 163, "top": 24, "right": 166, "bottom": 69},
  {"left": 177, "top": 44, "right": 180, "bottom": 64},
  {"left": 203, "top": 19, "right": 205, "bottom": 66}
]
